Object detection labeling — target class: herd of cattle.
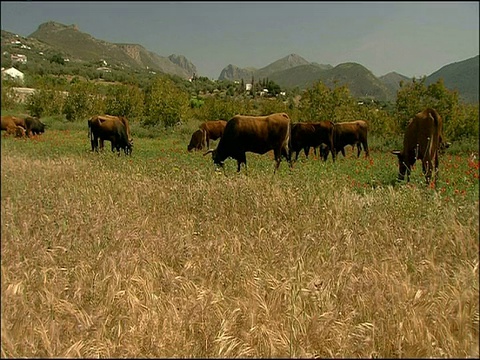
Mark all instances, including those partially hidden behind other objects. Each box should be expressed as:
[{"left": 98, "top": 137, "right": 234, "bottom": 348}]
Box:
[
  {"left": 188, "top": 108, "right": 448, "bottom": 184},
  {"left": 1, "top": 107, "right": 449, "bottom": 184},
  {"left": 1, "top": 114, "right": 46, "bottom": 138}
]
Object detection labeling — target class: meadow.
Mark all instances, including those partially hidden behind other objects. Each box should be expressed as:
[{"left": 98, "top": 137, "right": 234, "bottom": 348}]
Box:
[{"left": 1, "top": 124, "right": 479, "bottom": 358}]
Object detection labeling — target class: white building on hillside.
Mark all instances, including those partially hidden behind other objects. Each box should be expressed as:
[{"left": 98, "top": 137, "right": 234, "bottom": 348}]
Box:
[{"left": 2, "top": 67, "right": 24, "bottom": 82}]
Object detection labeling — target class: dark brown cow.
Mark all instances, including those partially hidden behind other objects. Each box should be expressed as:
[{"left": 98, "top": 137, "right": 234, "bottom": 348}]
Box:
[
  {"left": 24, "top": 116, "right": 46, "bottom": 137},
  {"left": 94, "top": 115, "right": 133, "bottom": 151},
  {"left": 392, "top": 108, "right": 449, "bottom": 184},
  {"left": 321, "top": 120, "right": 370, "bottom": 160},
  {"left": 1, "top": 115, "right": 26, "bottom": 137},
  {"left": 200, "top": 120, "right": 227, "bottom": 149},
  {"left": 187, "top": 129, "right": 207, "bottom": 151},
  {"left": 204, "top": 113, "right": 292, "bottom": 174},
  {"left": 290, "top": 121, "right": 335, "bottom": 162},
  {"left": 88, "top": 115, "right": 132, "bottom": 156}
]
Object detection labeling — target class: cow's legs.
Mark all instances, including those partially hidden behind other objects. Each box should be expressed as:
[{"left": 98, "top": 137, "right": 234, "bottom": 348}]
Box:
[
  {"left": 93, "top": 135, "right": 100, "bottom": 152},
  {"left": 274, "top": 149, "right": 283, "bottom": 174},
  {"left": 423, "top": 158, "right": 433, "bottom": 184},
  {"left": 303, "top": 146, "right": 310, "bottom": 159},
  {"left": 90, "top": 137, "right": 97, "bottom": 152},
  {"left": 363, "top": 141, "right": 370, "bottom": 157},
  {"left": 356, "top": 143, "right": 362, "bottom": 157}
]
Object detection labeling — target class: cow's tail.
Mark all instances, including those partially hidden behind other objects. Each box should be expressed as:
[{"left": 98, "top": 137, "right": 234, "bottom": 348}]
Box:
[
  {"left": 428, "top": 108, "right": 439, "bottom": 127},
  {"left": 88, "top": 118, "right": 92, "bottom": 140},
  {"left": 202, "top": 129, "right": 207, "bottom": 149},
  {"left": 427, "top": 109, "right": 439, "bottom": 157},
  {"left": 284, "top": 120, "right": 292, "bottom": 164}
]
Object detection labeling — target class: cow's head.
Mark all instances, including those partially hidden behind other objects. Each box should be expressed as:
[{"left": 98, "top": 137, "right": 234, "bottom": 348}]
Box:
[
  {"left": 204, "top": 148, "right": 224, "bottom": 169},
  {"left": 15, "top": 126, "right": 26, "bottom": 138},
  {"left": 439, "top": 141, "right": 451, "bottom": 154},
  {"left": 391, "top": 150, "right": 407, "bottom": 181}
]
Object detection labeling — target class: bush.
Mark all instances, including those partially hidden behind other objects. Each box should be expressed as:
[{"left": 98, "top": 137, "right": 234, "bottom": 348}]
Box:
[
  {"left": 104, "top": 84, "right": 144, "bottom": 121},
  {"left": 62, "top": 82, "right": 105, "bottom": 122},
  {"left": 143, "top": 76, "right": 190, "bottom": 128},
  {"left": 1, "top": 82, "right": 17, "bottom": 110},
  {"left": 25, "top": 88, "right": 65, "bottom": 118}
]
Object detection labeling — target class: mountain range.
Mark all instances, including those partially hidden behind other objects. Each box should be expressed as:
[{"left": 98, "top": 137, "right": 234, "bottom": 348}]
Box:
[{"left": 1, "top": 21, "right": 478, "bottom": 104}]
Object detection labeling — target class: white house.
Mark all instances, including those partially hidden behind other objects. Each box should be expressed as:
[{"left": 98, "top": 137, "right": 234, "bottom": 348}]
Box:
[{"left": 2, "top": 67, "right": 24, "bottom": 82}]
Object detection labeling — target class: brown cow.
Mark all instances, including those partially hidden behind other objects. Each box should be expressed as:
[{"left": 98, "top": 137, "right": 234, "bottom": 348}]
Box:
[
  {"left": 204, "top": 113, "right": 292, "bottom": 174},
  {"left": 88, "top": 115, "right": 132, "bottom": 156},
  {"left": 391, "top": 108, "right": 449, "bottom": 184},
  {"left": 93, "top": 115, "right": 132, "bottom": 151},
  {"left": 8, "top": 114, "right": 47, "bottom": 137},
  {"left": 321, "top": 120, "right": 370, "bottom": 160},
  {"left": 1, "top": 115, "right": 26, "bottom": 137},
  {"left": 187, "top": 129, "right": 207, "bottom": 152},
  {"left": 290, "top": 121, "right": 335, "bottom": 162},
  {"left": 199, "top": 120, "right": 227, "bottom": 149},
  {"left": 11, "top": 115, "right": 26, "bottom": 129}
]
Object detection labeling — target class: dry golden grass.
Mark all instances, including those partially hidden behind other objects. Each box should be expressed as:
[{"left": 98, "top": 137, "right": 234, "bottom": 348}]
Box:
[{"left": 1, "top": 134, "right": 479, "bottom": 358}]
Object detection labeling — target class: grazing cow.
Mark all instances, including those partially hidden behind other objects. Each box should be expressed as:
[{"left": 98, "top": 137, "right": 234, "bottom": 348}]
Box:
[
  {"left": 187, "top": 129, "right": 207, "bottom": 152},
  {"left": 200, "top": 120, "right": 227, "bottom": 149},
  {"left": 290, "top": 121, "right": 335, "bottom": 162},
  {"left": 204, "top": 113, "right": 292, "bottom": 174},
  {"left": 391, "top": 108, "right": 449, "bottom": 184},
  {"left": 24, "top": 116, "right": 46, "bottom": 137},
  {"left": 11, "top": 115, "right": 26, "bottom": 129},
  {"left": 321, "top": 120, "right": 370, "bottom": 160},
  {"left": 1, "top": 115, "right": 26, "bottom": 137},
  {"left": 88, "top": 115, "right": 132, "bottom": 156},
  {"left": 93, "top": 115, "right": 133, "bottom": 153}
]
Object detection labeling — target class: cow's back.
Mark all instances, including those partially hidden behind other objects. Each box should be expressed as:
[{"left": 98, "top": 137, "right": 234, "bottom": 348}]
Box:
[
  {"left": 334, "top": 120, "right": 367, "bottom": 143},
  {"left": 201, "top": 120, "right": 227, "bottom": 140},
  {"left": 221, "top": 113, "right": 290, "bottom": 154},
  {"left": 403, "top": 108, "right": 442, "bottom": 160}
]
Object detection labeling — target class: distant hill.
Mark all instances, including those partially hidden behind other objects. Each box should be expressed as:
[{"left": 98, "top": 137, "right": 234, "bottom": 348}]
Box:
[
  {"left": 379, "top": 72, "right": 412, "bottom": 97},
  {"left": 425, "top": 55, "right": 479, "bottom": 104},
  {"left": 219, "top": 53, "right": 478, "bottom": 103},
  {"left": 1, "top": 21, "right": 478, "bottom": 103},
  {"left": 27, "top": 21, "right": 195, "bottom": 78},
  {"left": 221, "top": 56, "right": 395, "bottom": 101}
]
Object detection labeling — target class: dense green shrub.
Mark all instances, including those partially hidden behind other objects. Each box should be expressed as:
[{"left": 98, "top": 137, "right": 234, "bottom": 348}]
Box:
[
  {"left": 62, "top": 82, "right": 105, "bottom": 122},
  {"left": 143, "top": 76, "right": 189, "bottom": 128},
  {"left": 395, "top": 77, "right": 470, "bottom": 142},
  {"left": 25, "top": 88, "right": 65, "bottom": 118},
  {"left": 299, "top": 81, "right": 355, "bottom": 122},
  {"left": 1, "top": 82, "right": 17, "bottom": 110},
  {"left": 104, "top": 84, "right": 144, "bottom": 122}
]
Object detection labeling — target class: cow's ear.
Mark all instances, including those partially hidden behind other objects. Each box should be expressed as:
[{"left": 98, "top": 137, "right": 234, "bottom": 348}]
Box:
[{"left": 391, "top": 150, "right": 401, "bottom": 157}]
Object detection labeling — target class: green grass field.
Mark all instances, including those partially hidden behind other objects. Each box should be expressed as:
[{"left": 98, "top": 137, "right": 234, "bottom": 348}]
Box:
[{"left": 1, "top": 125, "right": 479, "bottom": 357}]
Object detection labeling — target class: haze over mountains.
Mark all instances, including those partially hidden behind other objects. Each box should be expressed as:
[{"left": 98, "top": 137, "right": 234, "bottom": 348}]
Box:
[{"left": 2, "top": 21, "right": 478, "bottom": 104}]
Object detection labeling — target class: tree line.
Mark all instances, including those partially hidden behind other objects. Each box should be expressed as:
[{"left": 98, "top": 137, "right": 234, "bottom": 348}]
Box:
[{"left": 1, "top": 70, "right": 478, "bottom": 142}]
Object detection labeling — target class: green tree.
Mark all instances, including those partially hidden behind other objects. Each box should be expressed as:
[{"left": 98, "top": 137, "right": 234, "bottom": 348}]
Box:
[
  {"left": 143, "top": 76, "right": 189, "bottom": 128},
  {"left": 49, "top": 54, "right": 65, "bottom": 65},
  {"left": 394, "top": 76, "right": 478, "bottom": 141},
  {"left": 62, "top": 82, "right": 105, "bottom": 122},
  {"left": 1, "top": 81, "right": 17, "bottom": 110},
  {"left": 104, "top": 84, "right": 144, "bottom": 121},
  {"left": 299, "top": 81, "right": 354, "bottom": 122}
]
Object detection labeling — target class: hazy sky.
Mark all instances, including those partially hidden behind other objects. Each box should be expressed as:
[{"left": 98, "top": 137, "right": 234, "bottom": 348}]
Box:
[{"left": 1, "top": 1, "right": 478, "bottom": 79}]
